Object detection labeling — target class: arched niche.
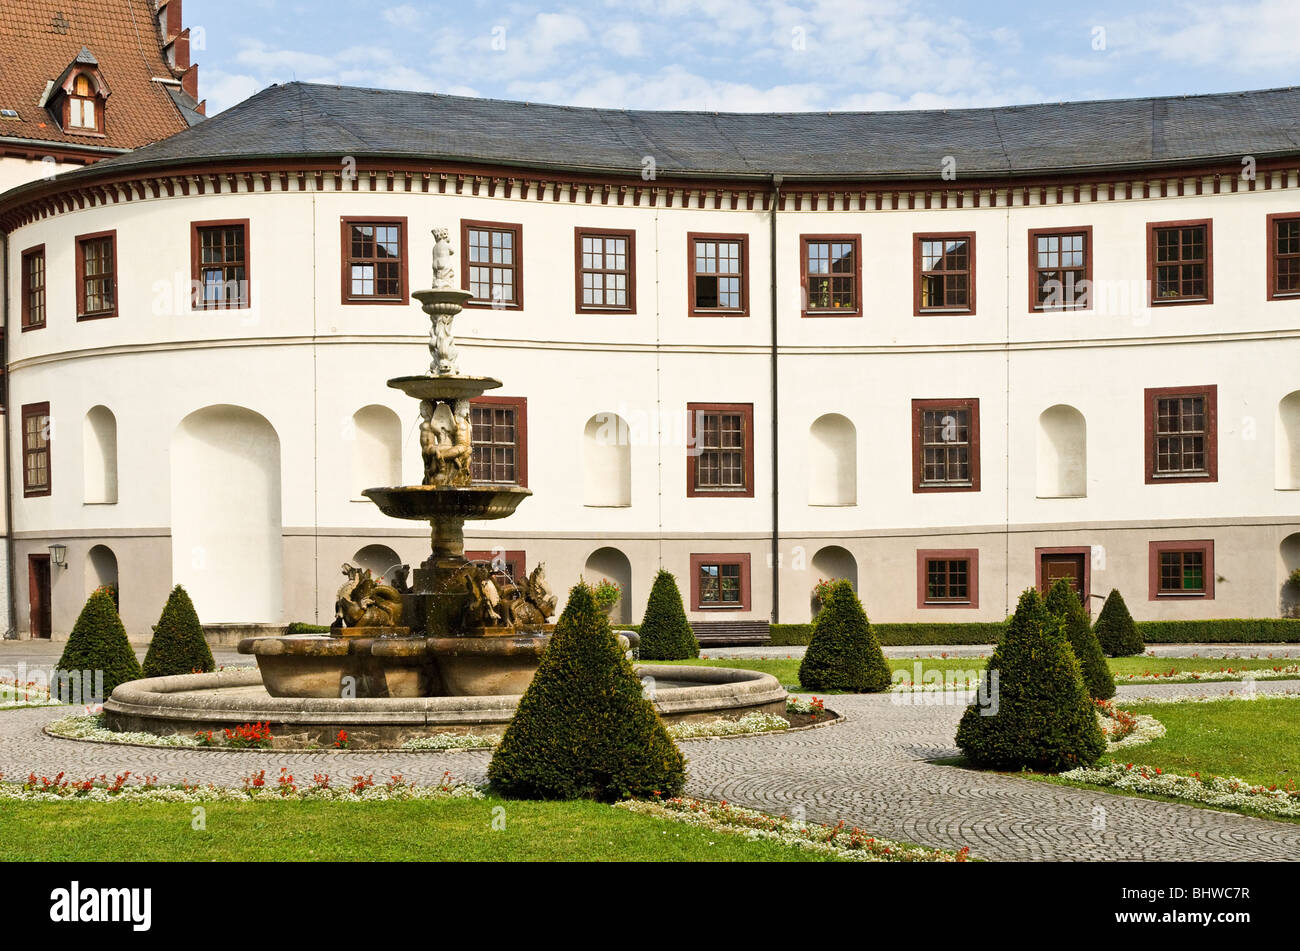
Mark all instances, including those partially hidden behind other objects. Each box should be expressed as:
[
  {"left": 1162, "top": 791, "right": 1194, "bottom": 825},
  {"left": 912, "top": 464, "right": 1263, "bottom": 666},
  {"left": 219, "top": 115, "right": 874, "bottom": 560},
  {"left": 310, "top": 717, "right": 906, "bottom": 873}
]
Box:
[
  {"left": 584, "top": 546, "right": 633, "bottom": 623},
  {"left": 352, "top": 405, "right": 402, "bottom": 499},
  {"left": 583, "top": 413, "right": 631, "bottom": 507},
  {"left": 85, "top": 544, "right": 119, "bottom": 603},
  {"left": 810, "top": 545, "right": 858, "bottom": 620},
  {"left": 352, "top": 544, "right": 403, "bottom": 582},
  {"left": 1276, "top": 392, "right": 1300, "bottom": 490},
  {"left": 171, "top": 405, "right": 283, "bottom": 623},
  {"left": 1037, "top": 404, "right": 1087, "bottom": 498},
  {"left": 809, "top": 413, "right": 856, "bottom": 505},
  {"left": 83, "top": 405, "right": 118, "bottom": 504}
]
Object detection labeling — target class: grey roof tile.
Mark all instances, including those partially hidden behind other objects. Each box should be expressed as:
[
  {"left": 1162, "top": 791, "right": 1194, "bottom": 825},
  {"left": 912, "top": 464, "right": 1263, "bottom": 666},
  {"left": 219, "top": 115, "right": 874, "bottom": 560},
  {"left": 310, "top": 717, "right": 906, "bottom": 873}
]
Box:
[{"left": 37, "top": 81, "right": 1300, "bottom": 183}]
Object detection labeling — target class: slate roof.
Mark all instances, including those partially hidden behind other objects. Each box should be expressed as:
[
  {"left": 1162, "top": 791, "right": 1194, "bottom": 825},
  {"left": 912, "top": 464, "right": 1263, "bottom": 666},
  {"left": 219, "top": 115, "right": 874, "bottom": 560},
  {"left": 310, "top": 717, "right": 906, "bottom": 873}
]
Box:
[
  {"left": 0, "top": 0, "right": 194, "bottom": 151},
  {"left": 72, "top": 80, "right": 1300, "bottom": 183}
]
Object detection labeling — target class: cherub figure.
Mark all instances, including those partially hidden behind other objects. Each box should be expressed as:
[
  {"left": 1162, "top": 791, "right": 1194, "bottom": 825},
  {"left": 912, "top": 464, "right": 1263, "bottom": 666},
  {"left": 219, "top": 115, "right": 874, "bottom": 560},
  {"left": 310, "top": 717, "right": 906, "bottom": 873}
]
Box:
[
  {"left": 419, "top": 400, "right": 439, "bottom": 485},
  {"left": 432, "top": 227, "right": 456, "bottom": 288},
  {"left": 434, "top": 399, "right": 473, "bottom": 485}
]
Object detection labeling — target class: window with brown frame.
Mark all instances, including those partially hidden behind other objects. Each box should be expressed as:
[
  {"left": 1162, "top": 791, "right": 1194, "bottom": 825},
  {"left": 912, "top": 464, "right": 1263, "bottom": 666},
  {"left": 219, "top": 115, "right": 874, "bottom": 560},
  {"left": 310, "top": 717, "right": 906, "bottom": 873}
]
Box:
[
  {"left": 1149, "top": 540, "right": 1214, "bottom": 600},
  {"left": 689, "top": 233, "right": 747, "bottom": 316},
  {"left": 462, "top": 220, "right": 522, "bottom": 309},
  {"left": 22, "top": 402, "right": 51, "bottom": 497},
  {"left": 801, "top": 235, "right": 860, "bottom": 315},
  {"left": 916, "top": 549, "right": 979, "bottom": 608},
  {"left": 1148, "top": 220, "right": 1212, "bottom": 304},
  {"left": 915, "top": 233, "right": 975, "bottom": 314},
  {"left": 75, "top": 231, "right": 116, "bottom": 319},
  {"left": 1144, "top": 386, "right": 1217, "bottom": 483},
  {"left": 191, "top": 220, "right": 250, "bottom": 309},
  {"left": 21, "top": 246, "right": 45, "bottom": 330},
  {"left": 575, "top": 228, "right": 634, "bottom": 312},
  {"left": 341, "top": 217, "right": 407, "bottom": 304},
  {"left": 469, "top": 396, "right": 527, "bottom": 486},
  {"left": 1029, "top": 227, "right": 1091, "bottom": 311},
  {"left": 686, "top": 403, "right": 755, "bottom": 497},
  {"left": 911, "top": 398, "right": 980, "bottom": 492},
  {"left": 690, "top": 553, "right": 752, "bottom": 610},
  {"left": 64, "top": 73, "right": 103, "bottom": 133},
  {"left": 1267, "top": 213, "right": 1300, "bottom": 300}
]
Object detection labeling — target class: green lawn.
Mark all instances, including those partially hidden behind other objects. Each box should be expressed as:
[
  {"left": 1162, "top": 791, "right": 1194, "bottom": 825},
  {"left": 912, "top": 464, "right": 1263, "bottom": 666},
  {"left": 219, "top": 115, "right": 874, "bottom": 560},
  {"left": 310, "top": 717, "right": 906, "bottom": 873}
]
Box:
[
  {"left": 0, "top": 797, "right": 837, "bottom": 862},
  {"left": 663, "top": 656, "right": 1300, "bottom": 693},
  {"left": 1101, "top": 697, "right": 1299, "bottom": 788}
]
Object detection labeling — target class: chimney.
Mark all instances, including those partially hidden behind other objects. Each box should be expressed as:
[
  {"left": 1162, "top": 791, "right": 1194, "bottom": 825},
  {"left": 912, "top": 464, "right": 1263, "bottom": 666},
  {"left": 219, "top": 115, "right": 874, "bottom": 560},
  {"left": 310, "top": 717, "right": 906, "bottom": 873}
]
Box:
[
  {"left": 172, "top": 28, "right": 190, "bottom": 71},
  {"left": 182, "top": 64, "right": 199, "bottom": 101},
  {"left": 158, "top": 0, "right": 183, "bottom": 41}
]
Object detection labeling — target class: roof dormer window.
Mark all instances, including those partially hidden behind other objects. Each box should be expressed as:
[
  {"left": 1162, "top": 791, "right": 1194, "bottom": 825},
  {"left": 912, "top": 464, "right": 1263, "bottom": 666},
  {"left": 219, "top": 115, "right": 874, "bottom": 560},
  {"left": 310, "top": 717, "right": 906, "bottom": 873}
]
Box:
[
  {"left": 51, "top": 49, "right": 109, "bottom": 136},
  {"left": 67, "top": 74, "right": 100, "bottom": 130}
]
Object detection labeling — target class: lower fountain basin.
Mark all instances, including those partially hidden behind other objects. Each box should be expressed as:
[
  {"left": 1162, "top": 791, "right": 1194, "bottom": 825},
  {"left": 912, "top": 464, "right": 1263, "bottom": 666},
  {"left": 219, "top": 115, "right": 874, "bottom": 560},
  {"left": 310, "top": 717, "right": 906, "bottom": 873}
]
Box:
[
  {"left": 242, "top": 633, "right": 434, "bottom": 699},
  {"left": 240, "top": 631, "right": 556, "bottom": 699},
  {"left": 420, "top": 634, "right": 548, "bottom": 696},
  {"left": 101, "top": 665, "right": 789, "bottom": 749}
]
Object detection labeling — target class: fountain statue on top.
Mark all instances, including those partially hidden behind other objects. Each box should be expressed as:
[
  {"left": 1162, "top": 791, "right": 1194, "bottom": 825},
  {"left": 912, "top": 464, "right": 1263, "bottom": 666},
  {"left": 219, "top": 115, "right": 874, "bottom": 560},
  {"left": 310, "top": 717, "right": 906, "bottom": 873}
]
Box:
[{"left": 239, "top": 227, "right": 558, "bottom": 700}]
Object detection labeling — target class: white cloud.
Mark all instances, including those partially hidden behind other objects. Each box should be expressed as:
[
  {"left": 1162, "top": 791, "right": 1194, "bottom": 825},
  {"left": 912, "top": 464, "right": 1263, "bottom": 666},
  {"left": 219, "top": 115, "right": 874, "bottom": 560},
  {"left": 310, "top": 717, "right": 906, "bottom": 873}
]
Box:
[
  {"left": 203, "top": 69, "right": 262, "bottom": 114},
  {"left": 603, "top": 23, "right": 644, "bottom": 57},
  {"left": 382, "top": 5, "right": 421, "bottom": 29}
]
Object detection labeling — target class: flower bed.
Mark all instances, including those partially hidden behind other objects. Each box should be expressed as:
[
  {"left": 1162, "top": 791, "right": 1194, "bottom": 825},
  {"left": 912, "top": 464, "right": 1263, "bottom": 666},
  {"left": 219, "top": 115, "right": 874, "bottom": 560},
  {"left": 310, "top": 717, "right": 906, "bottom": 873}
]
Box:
[
  {"left": 1095, "top": 699, "right": 1165, "bottom": 750},
  {"left": 1059, "top": 761, "right": 1300, "bottom": 819},
  {"left": 1114, "top": 664, "right": 1300, "bottom": 685},
  {"left": 667, "top": 712, "right": 789, "bottom": 739},
  {"left": 0, "top": 769, "right": 483, "bottom": 803},
  {"left": 617, "top": 796, "right": 971, "bottom": 862},
  {"left": 48, "top": 714, "right": 203, "bottom": 747},
  {"left": 400, "top": 732, "right": 502, "bottom": 751},
  {"left": 0, "top": 679, "right": 64, "bottom": 710}
]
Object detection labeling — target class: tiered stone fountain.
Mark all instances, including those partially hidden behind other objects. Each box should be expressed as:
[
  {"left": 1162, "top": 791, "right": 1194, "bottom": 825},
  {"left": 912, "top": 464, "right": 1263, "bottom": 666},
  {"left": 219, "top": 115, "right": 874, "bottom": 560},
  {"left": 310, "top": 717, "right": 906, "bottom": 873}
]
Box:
[
  {"left": 101, "top": 228, "right": 785, "bottom": 748},
  {"left": 238, "top": 227, "right": 560, "bottom": 699}
]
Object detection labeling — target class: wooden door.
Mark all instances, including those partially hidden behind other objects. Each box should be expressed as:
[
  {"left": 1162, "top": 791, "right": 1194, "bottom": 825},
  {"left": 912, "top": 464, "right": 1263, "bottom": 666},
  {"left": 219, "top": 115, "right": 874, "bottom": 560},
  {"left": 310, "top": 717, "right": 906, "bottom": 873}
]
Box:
[
  {"left": 1041, "top": 552, "right": 1085, "bottom": 595},
  {"left": 28, "top": 554, "right": 51, "bottom": 639}
]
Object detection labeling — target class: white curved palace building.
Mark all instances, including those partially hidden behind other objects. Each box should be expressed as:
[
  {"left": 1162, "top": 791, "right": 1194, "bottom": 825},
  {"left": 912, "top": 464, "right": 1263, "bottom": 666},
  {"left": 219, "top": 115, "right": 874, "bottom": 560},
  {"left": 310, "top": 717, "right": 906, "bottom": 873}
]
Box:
[{"left": 3, "top": 81, "right": 1300, "bottom": 639}]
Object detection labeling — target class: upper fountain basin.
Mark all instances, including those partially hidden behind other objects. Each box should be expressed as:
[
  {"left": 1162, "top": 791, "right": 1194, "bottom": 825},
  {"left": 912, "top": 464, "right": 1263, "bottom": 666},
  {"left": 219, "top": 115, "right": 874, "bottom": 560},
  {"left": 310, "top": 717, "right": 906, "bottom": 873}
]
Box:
[
  {"left": 388, "top": 374, "right": 503, "bottom": 401},
  {"left": 363, "top": 483, "right": 532, "bottom": 521}
]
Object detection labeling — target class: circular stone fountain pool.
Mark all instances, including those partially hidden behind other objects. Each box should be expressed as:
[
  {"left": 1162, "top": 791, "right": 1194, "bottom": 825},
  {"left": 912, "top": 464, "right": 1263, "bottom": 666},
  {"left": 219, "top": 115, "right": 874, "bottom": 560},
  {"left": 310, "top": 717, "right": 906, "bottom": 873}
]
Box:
[{"left": 102, "top": 665, "right": 787, "bottom": 749}]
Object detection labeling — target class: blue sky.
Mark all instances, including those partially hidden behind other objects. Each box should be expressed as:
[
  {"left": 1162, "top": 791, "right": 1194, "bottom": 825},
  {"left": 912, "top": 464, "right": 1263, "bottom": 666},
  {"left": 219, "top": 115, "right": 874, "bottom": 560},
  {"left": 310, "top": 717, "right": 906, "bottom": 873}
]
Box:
[{"left": 190, "top": 0, "right": 1300, "bottom": 115}]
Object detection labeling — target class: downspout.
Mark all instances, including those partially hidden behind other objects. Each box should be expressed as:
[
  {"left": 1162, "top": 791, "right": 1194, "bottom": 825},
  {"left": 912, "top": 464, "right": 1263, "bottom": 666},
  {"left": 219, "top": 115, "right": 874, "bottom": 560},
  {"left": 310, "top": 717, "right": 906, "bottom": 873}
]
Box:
[
  {"left": 1, "top": 230, "right": 15, "bottom": 638},
  {"left": 769, "top": 174, "right": 782, "bottom": 624}
]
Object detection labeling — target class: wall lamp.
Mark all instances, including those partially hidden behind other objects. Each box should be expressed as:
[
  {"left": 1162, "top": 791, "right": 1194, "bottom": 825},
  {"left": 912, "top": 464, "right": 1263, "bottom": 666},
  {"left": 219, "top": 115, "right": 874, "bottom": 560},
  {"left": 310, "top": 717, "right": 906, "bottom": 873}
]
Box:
[{"left": 48, "top": 543, "right": 68, "bottom": 569}]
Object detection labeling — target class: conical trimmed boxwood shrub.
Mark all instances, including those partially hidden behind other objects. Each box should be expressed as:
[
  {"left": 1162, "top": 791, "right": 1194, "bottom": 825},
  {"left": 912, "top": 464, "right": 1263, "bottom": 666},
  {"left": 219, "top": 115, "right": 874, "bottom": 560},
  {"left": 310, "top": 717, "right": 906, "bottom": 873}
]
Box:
[
  {"left": 143, "top": 585, "right": 214, "bottom": 678},
  {"left": 638, "top": 569, "right": 699, "bottom": 660},
  {"left": 798, "top": 580, "right": 891, "bottom": 692},
  {"left": 955, "top": 587, "right": 1105, "bottom": 772},
  {"left": 1093, "top": 588, "right": 1144, "bottom": 657},
  {"left": 1044, "top": 580, "right": 1115, "bottom": 700},
  {"left": 488, "top": 582, "right": 686, "bottom": 801},
  {"left": 53, "top": 588, "right": 142, "bottom": 702}
]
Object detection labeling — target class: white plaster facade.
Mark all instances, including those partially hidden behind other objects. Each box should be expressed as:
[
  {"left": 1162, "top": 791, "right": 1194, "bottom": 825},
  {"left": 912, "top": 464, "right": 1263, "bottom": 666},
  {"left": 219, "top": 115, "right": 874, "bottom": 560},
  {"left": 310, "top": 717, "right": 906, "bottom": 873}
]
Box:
[{"left": 3, "top": 152, "right": 1300, "bottom": 639}]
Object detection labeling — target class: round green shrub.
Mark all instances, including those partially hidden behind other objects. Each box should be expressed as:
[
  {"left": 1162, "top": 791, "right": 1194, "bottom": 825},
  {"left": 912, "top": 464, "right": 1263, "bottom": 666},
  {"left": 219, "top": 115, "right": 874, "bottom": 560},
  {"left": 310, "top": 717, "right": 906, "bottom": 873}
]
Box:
[
  {"left": 637, "top": 569, "right": 699, "bottom": 660},
  {"left": 955, "top": 587, "right": 1106, "bottom": 772},
  {"left": 488, "top": 582, "right": 687, "bottom": 801},
  {"left": 53, "top": 588, "right": 142, "bottom": 702},
  {"left": 1044, "top": 580, "right": 1115, "bottom": 700},
  {"left": 1093, "top": 588, "right": 1144, "bottom": 657},
  {"left": 143, "top": 585, "right": 214, "bottom": 678},
  {"left": 797, "top": 580, "right": 891, "bottom": 692}
]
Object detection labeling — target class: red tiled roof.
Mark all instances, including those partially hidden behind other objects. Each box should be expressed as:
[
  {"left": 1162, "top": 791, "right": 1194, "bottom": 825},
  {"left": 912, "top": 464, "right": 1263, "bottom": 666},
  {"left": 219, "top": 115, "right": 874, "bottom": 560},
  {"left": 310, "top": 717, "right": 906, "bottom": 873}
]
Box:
[{"left": 0, "top": 0, "right": 192, "bottom": 152}]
